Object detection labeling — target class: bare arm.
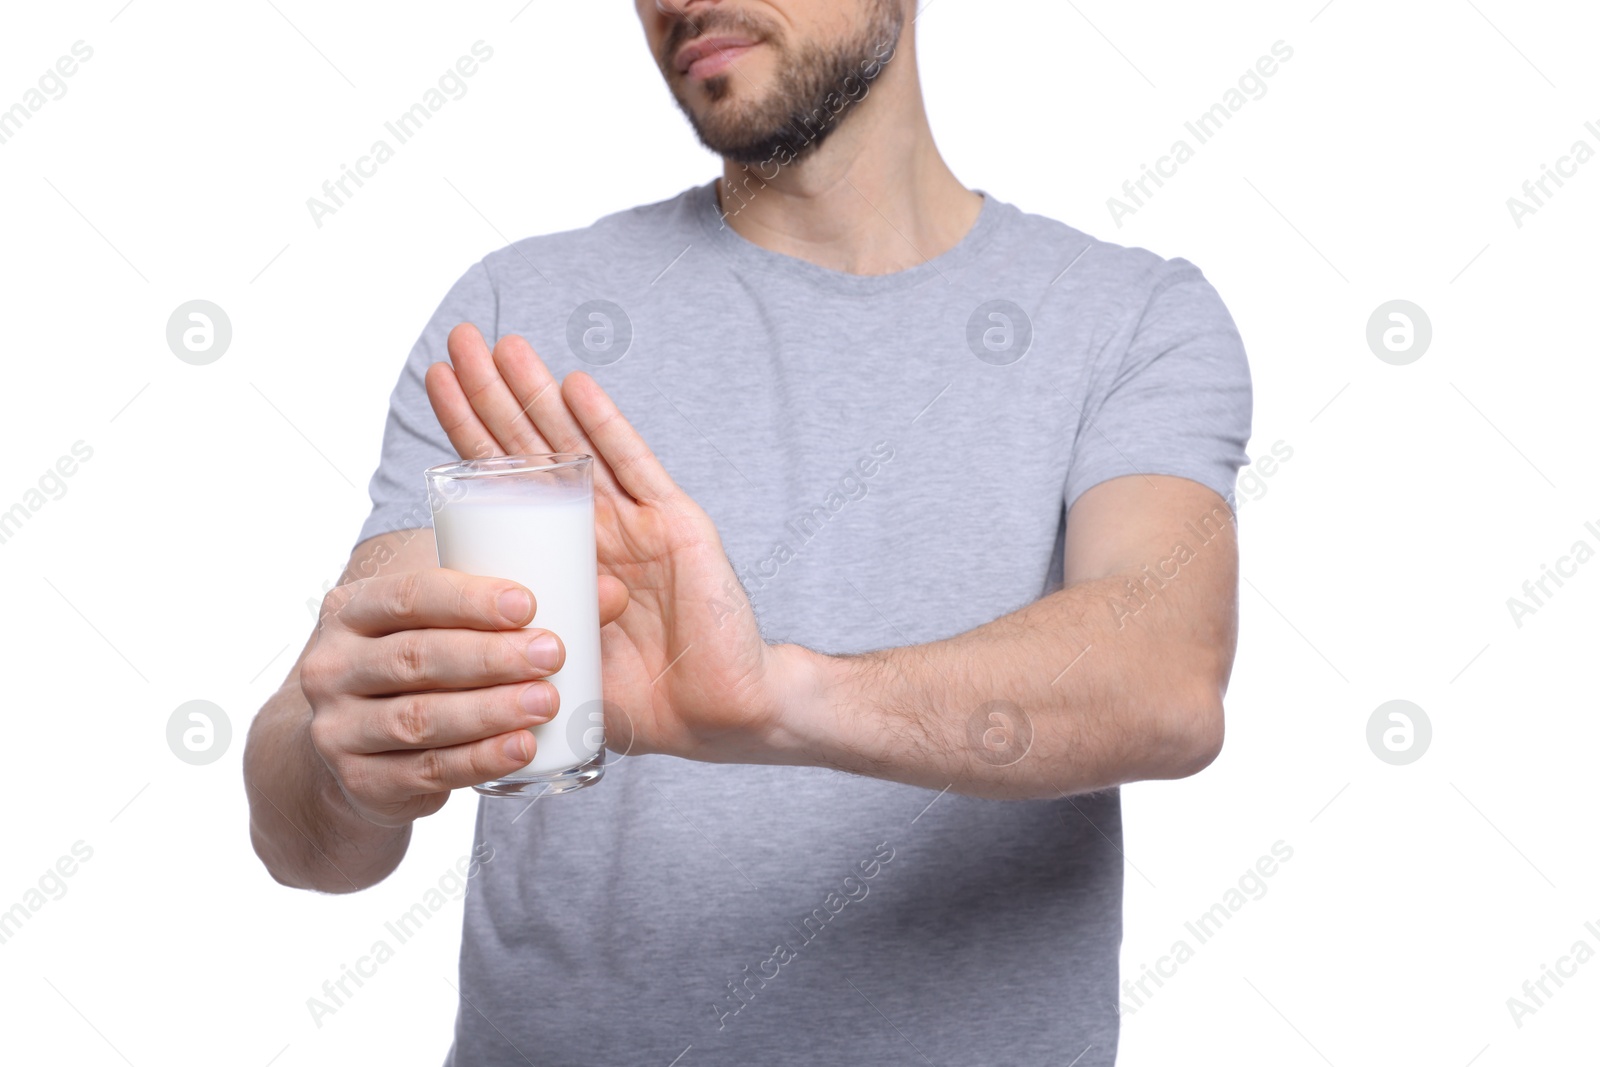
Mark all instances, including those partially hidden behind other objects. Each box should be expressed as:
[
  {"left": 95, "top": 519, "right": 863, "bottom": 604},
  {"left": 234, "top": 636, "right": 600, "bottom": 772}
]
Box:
[
  {"left": 770, "top": 474, "right": 1238, "bottom": 799},
  {"left": 244, "top": 528, "right": 628, "bottom": 892},
  {"left": 419, "top": 328, "right": 1240, "bottom": 803},
  {"left": 245, "top": 672, "right": 411, "bottom": 893},
  {"left": 244, "top": 529, "right": 430, "bottom": 892}
]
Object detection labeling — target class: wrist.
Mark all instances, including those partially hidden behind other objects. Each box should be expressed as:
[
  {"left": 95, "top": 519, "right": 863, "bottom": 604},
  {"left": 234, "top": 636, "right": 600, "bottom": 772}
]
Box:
[{"left": 759, "top": 643, "right": 857, "bottom": 769}]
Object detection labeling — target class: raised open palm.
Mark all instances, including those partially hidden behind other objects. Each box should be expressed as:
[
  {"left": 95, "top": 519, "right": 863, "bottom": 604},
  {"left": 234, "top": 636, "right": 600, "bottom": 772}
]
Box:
[{"left": 424, "top": 324, "right": 800, "bottom": 765}]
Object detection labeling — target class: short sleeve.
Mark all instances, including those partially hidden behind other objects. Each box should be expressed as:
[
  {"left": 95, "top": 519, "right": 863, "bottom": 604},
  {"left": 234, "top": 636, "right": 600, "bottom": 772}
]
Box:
[
  {"left": 1063, "top": 260, "right": 1252, "bottom": 514},
  {"left": 354, "top": 259, "right": 499, "bottom": 549}
]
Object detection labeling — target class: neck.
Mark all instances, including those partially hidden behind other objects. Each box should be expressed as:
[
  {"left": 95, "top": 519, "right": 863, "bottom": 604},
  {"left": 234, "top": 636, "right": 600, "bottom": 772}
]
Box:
[{"left": 713, "top": 26, "right": 982, "bottom": 276}]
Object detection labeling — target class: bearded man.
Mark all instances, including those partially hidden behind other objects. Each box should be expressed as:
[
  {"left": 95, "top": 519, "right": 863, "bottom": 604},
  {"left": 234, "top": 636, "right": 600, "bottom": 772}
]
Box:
[{"left": 245, "top": 2, "right": 1253, "bottom": 1062}]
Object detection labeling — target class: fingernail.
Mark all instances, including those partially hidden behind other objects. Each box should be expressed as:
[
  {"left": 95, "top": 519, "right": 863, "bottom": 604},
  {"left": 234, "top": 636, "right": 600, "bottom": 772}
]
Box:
[
  {"left": 525, "top": 633, "right": 561, "bottom": 670},
  {"left": 503, "top": 732, "right": 531, "bottom": 763},
  {"left": 498, "top": 589, "right": 531, "bottom": 622},
  {"left": 519, "top": 684, "right": 555, "bottom": 719}
]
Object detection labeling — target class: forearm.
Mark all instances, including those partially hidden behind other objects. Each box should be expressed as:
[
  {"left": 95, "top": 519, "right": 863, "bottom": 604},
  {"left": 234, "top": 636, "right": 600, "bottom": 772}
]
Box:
[
  {"left": 244, "top": 681, "right": 410, "bottom": 893},
  {"left": 774, "top": 574, "right": 1232, "bottom": 800}
]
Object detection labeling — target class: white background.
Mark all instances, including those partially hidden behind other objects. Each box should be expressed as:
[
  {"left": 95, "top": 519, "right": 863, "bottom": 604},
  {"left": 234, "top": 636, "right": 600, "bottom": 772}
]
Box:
[{"left": 1, "top": 1, "right": 1596, "bottom": 1064}]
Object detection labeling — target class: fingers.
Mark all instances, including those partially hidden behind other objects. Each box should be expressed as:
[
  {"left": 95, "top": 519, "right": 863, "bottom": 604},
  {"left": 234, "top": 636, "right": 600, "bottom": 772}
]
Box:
[
  {"left": 325, "top": 569, "right": 535, "bottom": 637},
  {"left": 562, "top": 372, "right": 679, "bottom": 503},
  {"left": 490, "top": 335, "right": 587, "bottom": 455},
  {"left": 429, "top": 326, "right": 508, "bottom": 461},
  {"left": 435, "top": 325, "right": 665, "bottom": 509},
  {"left": 426, "top": 362, "right": 500, "bottom": 461},
  {"left": 598, "top": 574, "right": 629, "bottom": 626},
  {"left": 343, "top": 626, "right": 566, "bottom": 695},
  {"left": 357, "top": 730, "right": 544, "bottom": 803},
  {"left": 444, "top": 324, "right": 553, "bottom": 455},
  {"left": 489, "top": 335, "right": 628, "bottom": 496},
  {"left": 343, "top": 681, "right": 558, "bottom": 754}
]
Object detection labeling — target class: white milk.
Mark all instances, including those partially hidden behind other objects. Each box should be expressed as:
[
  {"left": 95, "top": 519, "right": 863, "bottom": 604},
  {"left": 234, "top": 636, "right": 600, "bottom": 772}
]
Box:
[{"left": 432, "top": 493, "right": 604, "bottom": 775}]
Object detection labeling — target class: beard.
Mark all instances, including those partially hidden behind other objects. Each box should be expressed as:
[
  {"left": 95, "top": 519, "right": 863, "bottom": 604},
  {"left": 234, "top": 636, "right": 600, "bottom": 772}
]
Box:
[{"left": 659, "top": 1, "right": 903, "bottom": 167}]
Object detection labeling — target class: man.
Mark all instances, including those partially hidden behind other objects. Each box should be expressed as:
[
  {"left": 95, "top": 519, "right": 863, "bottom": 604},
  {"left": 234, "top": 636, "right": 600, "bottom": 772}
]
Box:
[{"left": 244, "top": 0, "right": 1251, "bottom": 1062}]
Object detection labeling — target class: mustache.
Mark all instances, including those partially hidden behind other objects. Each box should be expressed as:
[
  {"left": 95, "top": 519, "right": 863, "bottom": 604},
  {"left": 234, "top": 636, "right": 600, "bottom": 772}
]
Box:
[{"left": 660, "top": 7, "right": 777, "bottom": 73}]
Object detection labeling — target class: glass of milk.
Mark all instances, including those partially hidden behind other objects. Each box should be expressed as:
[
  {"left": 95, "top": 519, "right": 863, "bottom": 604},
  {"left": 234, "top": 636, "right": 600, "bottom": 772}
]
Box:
[{"left": 424, "top": 454, "right": 606, "bottom": 797}]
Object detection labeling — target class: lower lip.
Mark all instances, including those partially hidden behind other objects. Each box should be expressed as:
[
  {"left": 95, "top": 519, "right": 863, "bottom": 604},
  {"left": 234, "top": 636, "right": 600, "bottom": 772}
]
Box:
[{"left": 686, "top": 43, "right": 756, "bottom": 81}]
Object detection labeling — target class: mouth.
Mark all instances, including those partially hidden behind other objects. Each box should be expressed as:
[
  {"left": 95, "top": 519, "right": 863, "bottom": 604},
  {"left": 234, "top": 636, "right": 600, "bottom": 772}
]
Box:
[{"left": 673, "top": 36, "right": 761, "bottom": 81}]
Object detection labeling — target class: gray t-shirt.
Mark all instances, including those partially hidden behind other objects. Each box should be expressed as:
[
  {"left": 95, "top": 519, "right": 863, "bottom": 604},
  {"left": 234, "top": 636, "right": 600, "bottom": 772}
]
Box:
[{"left": 358, "top": 181, "right": 1252, "bottom": 1066}]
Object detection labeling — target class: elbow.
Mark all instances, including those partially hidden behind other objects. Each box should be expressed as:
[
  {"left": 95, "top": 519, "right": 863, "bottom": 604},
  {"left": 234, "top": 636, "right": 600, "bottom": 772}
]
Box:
[
  {"left": 250, "top": 822, "right": 308, "bottom": 890},
  {"left": 1150, "top": 677, "right": 1226, "bottom": 780},
  {"left": 245, "top": 791, "right": 323, "bottom": 892},
  {"left": 249, "top": 817, "right": 375, "bottom": 894}
]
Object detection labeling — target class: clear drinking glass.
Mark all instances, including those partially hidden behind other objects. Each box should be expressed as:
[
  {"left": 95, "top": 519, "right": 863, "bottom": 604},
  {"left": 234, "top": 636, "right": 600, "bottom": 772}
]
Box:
[{"left": 424, "top": 454, "right": 606, "bottom": 797}]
